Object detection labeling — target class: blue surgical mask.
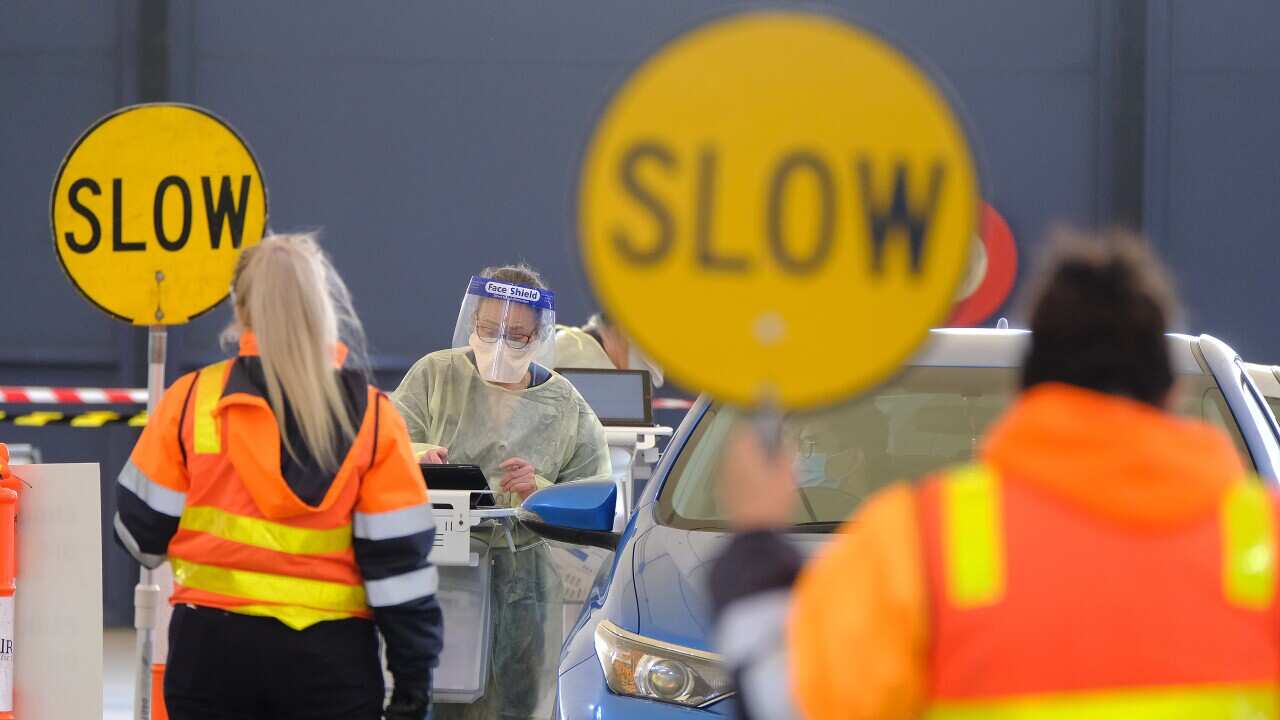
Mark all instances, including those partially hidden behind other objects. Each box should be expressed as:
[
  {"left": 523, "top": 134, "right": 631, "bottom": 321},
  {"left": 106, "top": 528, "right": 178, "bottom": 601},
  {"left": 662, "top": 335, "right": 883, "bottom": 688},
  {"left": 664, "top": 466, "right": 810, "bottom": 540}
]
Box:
[{"left": 795, "top": 450, "right": 827, "bottom": 488}]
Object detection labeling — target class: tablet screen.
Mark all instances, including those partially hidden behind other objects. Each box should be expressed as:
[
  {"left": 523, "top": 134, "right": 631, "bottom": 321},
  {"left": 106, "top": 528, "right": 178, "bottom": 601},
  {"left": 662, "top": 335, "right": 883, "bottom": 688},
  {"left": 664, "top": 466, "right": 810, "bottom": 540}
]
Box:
[
  {"left": 558, "top": 368, "right": 653, "bottom": 426},
  {"left": 420, "top": 463, "right": 490, "bottom": 492}
]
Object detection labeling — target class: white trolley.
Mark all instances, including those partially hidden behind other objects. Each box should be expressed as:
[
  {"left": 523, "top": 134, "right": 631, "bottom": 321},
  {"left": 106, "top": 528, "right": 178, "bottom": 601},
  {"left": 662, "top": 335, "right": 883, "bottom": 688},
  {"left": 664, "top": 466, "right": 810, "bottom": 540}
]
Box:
[{"left": 428, "top": 489, "right": 517, "bottom": 705}]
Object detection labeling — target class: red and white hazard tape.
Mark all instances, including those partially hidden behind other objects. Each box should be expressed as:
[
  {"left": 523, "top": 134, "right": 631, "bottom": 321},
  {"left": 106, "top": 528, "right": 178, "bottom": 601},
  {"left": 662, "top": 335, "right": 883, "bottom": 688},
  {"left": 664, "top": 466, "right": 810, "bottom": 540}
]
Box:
[
  {"left": 0, "top": 385, "right": 695, "bottom": 414},
  {"left": 653, "top": 398, "right": 695, "bottom": 411},
  {"left": 1, "top": 386, "right": 696, "bottom": 409},
  {"left": 0, "top": 387, "right": 149, "bottom": 405}
]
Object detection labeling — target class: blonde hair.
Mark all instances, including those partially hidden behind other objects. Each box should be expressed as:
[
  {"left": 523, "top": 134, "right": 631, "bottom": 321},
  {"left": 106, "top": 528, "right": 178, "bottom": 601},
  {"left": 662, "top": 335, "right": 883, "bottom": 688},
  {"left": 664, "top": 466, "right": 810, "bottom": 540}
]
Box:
[{"left": 224, "top": 233, "right": 368, "bottom": 471}]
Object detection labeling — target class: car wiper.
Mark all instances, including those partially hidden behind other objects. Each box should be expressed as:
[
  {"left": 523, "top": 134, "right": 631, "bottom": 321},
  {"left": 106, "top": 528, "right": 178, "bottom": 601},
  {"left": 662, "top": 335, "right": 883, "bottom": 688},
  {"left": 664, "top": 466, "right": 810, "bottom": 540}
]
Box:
[
  {"left": 677, "top": 521, "right": 841, "bottom": 534},
  {"left": 685, "top": 525, "right": 731, "bottom": 533},
  {"left": 782, "top": 521, "right": 842, "bottom": 533}
]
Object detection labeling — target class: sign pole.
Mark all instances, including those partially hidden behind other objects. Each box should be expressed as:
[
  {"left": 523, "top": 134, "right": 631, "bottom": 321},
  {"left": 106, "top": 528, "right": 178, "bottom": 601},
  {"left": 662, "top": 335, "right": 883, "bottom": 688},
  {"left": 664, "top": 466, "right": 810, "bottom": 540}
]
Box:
[{"left": 133, "top": 325, "right": 166, "bottom": 720}]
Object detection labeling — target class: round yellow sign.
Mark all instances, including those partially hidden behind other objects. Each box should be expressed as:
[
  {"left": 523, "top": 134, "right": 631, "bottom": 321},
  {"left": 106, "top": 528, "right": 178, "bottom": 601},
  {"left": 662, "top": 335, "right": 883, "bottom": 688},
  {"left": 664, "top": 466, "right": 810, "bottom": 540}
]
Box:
[
  {"left": 578, "top": 11, "right": 979, "bottom": 409},
  {"left": 51, "top": 104, "right": 267, "bottom": 325}
]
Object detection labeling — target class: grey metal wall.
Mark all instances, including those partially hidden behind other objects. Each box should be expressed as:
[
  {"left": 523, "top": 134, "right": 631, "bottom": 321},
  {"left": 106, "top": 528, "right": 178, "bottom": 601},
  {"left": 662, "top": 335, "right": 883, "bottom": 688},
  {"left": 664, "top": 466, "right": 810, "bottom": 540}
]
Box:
[
  {"left": 1145, "top": 0, "right": 1280, "bottom": 353},
  {"left": 2, "top": 1, "right": 1278, "bottom": 625},
  {"left": 165, "top": 0, "right": 1118, "bottom": 374},
  {"left": 2, "top": 1, "right": 150, "bottom": 627}
]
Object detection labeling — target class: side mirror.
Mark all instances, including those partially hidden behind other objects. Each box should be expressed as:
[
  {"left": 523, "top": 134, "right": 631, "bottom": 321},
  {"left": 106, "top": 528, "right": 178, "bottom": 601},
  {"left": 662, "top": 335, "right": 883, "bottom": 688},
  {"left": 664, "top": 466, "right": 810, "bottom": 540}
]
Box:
[{"left": 518, "top": 481, "right": 619, "bottom": 551}]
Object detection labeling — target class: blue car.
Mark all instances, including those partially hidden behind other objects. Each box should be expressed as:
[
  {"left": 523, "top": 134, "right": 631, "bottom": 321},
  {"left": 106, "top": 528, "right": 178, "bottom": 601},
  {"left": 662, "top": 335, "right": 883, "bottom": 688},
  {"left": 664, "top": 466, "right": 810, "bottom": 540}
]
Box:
[{"left": 520, "top": 329, "right": 1280, "bottom": 719}]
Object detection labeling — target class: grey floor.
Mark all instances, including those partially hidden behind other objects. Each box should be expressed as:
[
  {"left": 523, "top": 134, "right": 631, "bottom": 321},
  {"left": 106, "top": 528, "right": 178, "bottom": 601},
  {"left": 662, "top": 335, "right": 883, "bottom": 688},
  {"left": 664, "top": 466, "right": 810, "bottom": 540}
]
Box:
[{"left": 103, "top": 604, "right": 584, "bottom": 719}]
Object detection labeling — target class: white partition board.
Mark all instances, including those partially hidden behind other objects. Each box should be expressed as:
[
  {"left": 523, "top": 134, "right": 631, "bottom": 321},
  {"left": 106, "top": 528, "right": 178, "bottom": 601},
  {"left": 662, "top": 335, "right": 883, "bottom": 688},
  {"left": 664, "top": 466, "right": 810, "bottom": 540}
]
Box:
[{"left": 11, "top": 463, "right": 103, "bottom": 719}]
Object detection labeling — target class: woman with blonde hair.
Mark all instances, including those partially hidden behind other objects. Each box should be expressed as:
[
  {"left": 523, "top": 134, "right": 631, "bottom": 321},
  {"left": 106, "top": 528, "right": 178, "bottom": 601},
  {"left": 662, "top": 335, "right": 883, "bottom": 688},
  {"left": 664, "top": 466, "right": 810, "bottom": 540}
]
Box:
[{"left": 114, "top": 233, "right": 441, "bottom": 720}]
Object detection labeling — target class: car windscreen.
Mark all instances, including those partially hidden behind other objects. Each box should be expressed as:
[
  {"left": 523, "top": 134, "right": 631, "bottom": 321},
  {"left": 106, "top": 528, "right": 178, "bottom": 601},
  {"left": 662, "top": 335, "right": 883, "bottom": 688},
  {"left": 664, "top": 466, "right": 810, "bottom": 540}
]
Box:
[
  {"left": 657, "top": 367, "right": 1253, "bottom": 532},
  {"left": 1266, "top": 398, "right": 1280, "bottom": 426}
]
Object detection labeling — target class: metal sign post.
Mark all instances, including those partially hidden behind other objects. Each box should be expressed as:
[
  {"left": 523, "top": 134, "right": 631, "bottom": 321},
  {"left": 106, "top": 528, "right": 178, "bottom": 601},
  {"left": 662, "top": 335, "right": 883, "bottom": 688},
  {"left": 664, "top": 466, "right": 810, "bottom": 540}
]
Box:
[{"left": 132, "top": 325, "right": 166, "bottom": 720}]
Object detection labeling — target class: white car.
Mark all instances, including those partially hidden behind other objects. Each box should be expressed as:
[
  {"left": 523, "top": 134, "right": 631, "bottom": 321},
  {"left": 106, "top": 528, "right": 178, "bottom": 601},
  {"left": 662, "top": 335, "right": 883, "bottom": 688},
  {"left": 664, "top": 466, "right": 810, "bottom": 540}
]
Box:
[
  {"left": 899, "top": 330, "right": 1280, "bottom": 481},
  {"left": 1245, "top": 362, "right": 1280, "bottom": 432}
]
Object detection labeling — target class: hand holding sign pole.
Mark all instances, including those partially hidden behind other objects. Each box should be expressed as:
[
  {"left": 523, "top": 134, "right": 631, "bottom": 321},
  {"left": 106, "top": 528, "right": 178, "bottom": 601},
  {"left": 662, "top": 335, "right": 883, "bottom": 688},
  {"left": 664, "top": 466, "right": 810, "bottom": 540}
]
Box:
[
  {"left": 50, "top": 104, "right": 267, "bottom": 720},
  {"left": 578, "top": 12, "right": 979, "bottom": 442}
]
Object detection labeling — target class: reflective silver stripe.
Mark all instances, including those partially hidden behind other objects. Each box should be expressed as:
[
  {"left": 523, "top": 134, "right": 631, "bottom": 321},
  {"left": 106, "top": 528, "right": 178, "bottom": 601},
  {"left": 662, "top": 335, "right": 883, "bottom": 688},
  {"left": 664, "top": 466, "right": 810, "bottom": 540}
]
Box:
[
  {"left": 364, "top": 565, "right": 439, "bottom": 607},
  {"left": 113, "top": 513, "right": 166, "bottom": 570},
  {"left": 118, "top": 461, "right": 186, "bottom": 517},
  {"left": 714, "top": 590, "right": 800, "bottom": 719},
  {"left": 353, "top": 502, "right": 435, "bottom": 541}
]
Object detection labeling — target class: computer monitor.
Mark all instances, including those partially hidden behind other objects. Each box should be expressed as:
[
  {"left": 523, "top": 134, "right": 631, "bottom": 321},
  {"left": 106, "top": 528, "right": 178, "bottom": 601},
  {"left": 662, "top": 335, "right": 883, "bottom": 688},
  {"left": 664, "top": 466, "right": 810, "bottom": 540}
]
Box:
[{"left": 557, "top": 368, "right": 653, "bottom": 427}]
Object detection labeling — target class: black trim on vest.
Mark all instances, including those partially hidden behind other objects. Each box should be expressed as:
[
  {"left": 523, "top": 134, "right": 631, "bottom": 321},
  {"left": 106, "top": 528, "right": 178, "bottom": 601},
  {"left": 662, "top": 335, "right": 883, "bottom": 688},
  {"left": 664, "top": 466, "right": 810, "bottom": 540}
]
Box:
[
  {"left": 176, "top": 372, "right": 199, "bottom": 467},
  {"left": 369, "top": 392, "right": 384, "bottom": 473}
]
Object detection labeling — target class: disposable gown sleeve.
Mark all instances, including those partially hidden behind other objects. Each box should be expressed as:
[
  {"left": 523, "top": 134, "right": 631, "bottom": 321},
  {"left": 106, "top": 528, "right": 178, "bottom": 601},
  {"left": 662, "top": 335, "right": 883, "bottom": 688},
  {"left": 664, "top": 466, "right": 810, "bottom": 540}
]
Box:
[
  {"left": 389, "top": 358, "right": 434, "bottom": 446},
  {"left": 546, "top": 399, "right": 611, "bottom": 487}
]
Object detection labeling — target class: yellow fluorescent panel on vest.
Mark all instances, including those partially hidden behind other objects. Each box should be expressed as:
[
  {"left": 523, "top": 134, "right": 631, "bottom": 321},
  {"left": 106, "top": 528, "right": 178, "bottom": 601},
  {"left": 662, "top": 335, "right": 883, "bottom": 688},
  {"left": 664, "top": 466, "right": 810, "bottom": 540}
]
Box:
[
  {"left": 179, "top": 506, "right": 352, "bottom": 556},
  {"left": 925, "top": 684, "right": 1280, "bottom": 719},
  {"left": 171, "top": 558, "right": 366, "bottom": 614},
  {"left": 1223, "top": 481, "right": 1276, "bottom": 609},
  {"left": 942, "top": 465, "right": 1004, "bottom": 608},
  {"left": 193, "top": 361, "right": 229, "bottom": 454}
]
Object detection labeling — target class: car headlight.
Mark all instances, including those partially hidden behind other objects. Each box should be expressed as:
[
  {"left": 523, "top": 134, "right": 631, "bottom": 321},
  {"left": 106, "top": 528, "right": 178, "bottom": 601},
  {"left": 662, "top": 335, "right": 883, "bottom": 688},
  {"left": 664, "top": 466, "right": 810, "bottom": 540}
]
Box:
[{"left": 594, "top": 619, "right": 733, "bottom": 708}]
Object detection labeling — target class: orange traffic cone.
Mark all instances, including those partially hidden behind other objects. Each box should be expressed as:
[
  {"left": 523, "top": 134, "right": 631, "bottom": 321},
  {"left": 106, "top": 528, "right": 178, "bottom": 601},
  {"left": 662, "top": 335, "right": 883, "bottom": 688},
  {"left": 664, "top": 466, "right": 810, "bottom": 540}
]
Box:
[{"left": 151, "top": 664, "right": 167, "bottom": 720}]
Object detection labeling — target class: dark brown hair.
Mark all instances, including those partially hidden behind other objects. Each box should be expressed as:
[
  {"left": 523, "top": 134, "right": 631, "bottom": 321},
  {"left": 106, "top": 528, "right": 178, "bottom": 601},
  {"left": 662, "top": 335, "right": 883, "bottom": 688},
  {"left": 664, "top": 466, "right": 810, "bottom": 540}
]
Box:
[
  {"left": 1020, "top": 228, "right": 1177, "bottom": 406},
  {"left": 477, "top": 263, "right": 552, "bottom": 338},
  {"left": 480, "top": 262, "right": 547, "bottom": 290}
]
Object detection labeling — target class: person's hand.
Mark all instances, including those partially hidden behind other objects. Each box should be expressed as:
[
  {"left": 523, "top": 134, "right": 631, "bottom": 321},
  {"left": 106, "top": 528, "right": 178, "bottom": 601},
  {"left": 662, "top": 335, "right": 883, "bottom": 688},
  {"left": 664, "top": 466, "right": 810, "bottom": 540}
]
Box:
[
  {"left": 717, "top": 424, "right": 798, "bottom": 531},
  {"left": 383, "top": 688, "right": 429, "bottom": 720},
  {"left": 419, "top": 447, "right": 448, "bottom": 465},
  {"left": 499, "top": 457, "right": 538, "bottom": 500}
]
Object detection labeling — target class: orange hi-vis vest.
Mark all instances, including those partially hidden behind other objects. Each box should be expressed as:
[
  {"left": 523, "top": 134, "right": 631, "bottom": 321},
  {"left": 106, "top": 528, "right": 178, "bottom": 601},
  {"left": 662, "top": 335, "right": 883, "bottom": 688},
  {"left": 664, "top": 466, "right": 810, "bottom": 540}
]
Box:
[
  {"left": 915, "top": 466, "right": 1280, "bottom": 718},
  {"left": 118, "top": 335, "right": 435, "bottom": 631},
  {"left": 784, "top": 384, "right": 1280, "bottom": 720},
  {"left": 167, "top": 358, "right": 372, "bottom": 628}
]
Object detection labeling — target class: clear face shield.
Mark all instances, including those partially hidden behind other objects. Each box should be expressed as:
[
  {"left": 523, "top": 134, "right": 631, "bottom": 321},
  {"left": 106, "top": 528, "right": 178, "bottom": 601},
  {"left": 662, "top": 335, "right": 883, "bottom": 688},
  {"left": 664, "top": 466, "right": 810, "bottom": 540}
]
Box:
[{"left": 452, "top": 276, "right": 557, "bottom": 384}]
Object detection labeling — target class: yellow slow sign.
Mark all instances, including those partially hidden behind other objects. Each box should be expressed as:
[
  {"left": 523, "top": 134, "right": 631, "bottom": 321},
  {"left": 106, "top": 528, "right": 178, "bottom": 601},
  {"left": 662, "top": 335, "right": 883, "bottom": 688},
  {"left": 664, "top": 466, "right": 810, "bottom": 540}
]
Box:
[
  {"left": 51, "top": 104, "right": 267, "bottom": 325},
  {"left": 579, "top": 11, "right": 979, "bottom": 409}
]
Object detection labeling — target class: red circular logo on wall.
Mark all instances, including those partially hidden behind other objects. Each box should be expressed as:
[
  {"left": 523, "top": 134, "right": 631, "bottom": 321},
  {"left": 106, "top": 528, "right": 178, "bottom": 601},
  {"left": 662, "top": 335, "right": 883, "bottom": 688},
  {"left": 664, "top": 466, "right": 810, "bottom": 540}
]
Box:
[{"left": 949, "top": 202, "right": 1017, "bottom": 326}]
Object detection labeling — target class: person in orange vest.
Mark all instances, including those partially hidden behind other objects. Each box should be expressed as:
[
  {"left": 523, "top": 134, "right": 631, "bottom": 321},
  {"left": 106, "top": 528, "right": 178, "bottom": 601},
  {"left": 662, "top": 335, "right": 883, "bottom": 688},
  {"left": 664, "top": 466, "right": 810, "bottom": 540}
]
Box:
[
  {"left": 709, "top": 230, "right": 1280, "bottom": 719},
  {"left": 114, "top": 233, "right": 441, "bottom": 720}
]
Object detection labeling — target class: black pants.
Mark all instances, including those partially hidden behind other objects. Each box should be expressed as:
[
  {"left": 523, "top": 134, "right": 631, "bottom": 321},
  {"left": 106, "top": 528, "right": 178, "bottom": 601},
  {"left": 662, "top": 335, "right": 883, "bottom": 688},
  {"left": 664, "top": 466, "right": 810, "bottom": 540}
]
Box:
[{"left": 164, "top": 604, "right": 385, "bottom": 720}]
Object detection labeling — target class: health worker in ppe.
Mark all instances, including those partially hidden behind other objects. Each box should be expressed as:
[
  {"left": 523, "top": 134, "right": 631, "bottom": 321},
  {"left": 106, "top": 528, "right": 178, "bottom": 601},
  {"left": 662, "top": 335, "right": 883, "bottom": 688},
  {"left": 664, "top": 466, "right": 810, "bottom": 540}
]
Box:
[
  {"left": 391, "top": 264, "right": 611, "bottom": 719},
  {"left": 554, "top": 312, "right": 665, "bottom": 387}
]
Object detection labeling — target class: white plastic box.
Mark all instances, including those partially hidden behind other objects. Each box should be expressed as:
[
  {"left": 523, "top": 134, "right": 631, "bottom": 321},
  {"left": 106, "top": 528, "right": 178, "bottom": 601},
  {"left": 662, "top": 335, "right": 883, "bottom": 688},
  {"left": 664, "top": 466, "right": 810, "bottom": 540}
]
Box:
[
  {"left": 427, "top": 490, "right": 514, "bottom": 704},
  {"left": 432, "top": 545, "right": 494, "bottom": 704}
]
